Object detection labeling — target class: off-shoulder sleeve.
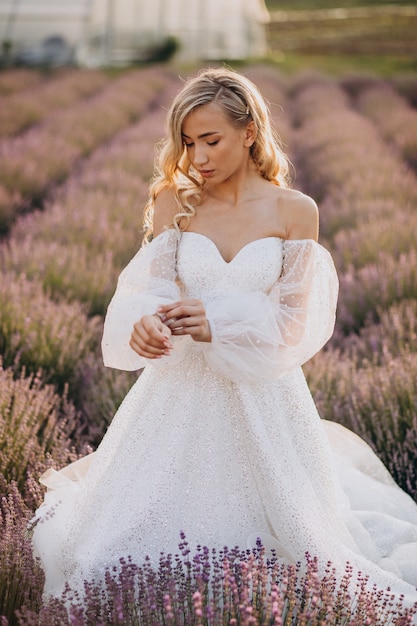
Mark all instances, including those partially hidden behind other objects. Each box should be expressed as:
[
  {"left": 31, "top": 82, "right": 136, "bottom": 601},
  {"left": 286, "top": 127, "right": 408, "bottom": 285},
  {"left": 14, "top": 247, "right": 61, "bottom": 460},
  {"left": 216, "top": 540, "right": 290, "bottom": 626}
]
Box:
[
  {"left": 102, "top": 229, "right": 182, "bottom": 371},
  {"left": 200, "top": 240, "right": 339, "bottom": 383}
]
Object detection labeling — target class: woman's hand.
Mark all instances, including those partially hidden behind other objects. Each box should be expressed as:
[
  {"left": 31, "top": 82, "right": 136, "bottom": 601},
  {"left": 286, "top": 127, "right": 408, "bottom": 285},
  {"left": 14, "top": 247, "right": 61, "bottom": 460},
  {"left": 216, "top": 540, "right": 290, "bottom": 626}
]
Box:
[
  {"left": 130, "top": 314, "right": 173, "bottom": 359},
  {"left": 157, "top": 299, "right": 211, "bottom": 343}
]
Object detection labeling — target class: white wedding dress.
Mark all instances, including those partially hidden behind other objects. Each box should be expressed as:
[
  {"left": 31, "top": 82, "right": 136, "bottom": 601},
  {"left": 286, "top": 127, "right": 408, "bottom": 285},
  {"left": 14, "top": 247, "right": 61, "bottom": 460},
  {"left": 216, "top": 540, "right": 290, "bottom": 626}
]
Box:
[{"left": 32, "top": 229, "right": 417, "bottom": 610}]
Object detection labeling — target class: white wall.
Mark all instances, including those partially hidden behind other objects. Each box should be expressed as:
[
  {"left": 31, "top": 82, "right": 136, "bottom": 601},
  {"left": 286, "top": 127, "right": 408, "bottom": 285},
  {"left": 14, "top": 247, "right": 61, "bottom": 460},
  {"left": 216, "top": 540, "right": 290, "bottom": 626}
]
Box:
[
  {"left": 1, "top": 0, "right": 270, "bottom": 64},
  {"left": 0, "top": 1, "right": 89, "bottom": 46}
]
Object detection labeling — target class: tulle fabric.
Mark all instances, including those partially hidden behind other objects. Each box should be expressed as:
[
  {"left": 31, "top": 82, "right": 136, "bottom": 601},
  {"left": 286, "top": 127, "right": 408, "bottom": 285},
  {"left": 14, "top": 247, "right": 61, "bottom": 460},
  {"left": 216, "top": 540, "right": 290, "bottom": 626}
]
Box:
[
  {"left": 202, "top": 237, "right": 338, "bottom": 382},
  {"left": 102, "top": 230, "right": 339, "bottom": 383},
  {"left": 102, "top": 229, "right": 184, "bottom": 371}
]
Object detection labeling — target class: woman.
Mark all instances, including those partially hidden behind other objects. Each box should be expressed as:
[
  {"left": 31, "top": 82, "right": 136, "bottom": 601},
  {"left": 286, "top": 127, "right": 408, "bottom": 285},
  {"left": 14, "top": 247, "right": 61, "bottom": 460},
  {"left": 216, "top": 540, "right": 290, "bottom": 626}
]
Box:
[{"left": 33, "top": 68, "right": 417, "bottom": 608}]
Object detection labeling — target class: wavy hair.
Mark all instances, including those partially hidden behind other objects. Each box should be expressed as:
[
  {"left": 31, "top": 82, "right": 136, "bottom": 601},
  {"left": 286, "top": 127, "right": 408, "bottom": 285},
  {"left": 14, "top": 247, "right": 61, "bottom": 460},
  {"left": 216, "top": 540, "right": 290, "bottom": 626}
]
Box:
[{"left": 143, "top": 68, "right": 290, "bottom": 240}]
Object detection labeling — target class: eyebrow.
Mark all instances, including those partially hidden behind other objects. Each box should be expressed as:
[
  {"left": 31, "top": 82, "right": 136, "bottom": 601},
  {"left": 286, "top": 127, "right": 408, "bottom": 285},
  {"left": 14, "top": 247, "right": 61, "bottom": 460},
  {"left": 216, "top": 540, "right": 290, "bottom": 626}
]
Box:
[{"left": 182, "top": 131, "right": 220, "bottom": 139}]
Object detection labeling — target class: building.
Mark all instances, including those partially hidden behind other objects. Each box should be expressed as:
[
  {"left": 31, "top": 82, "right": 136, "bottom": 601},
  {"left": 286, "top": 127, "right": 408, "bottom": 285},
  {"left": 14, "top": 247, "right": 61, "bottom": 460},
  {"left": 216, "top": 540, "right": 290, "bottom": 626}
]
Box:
[{"left": 0, "top": 0, "right": 270, "bottom": 65}]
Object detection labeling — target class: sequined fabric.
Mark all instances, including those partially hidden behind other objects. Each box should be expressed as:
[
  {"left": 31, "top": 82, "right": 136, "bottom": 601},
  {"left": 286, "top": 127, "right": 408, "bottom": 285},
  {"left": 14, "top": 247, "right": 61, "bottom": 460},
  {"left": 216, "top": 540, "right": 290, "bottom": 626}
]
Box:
[{"left": 32, "top": 230, "right": 417, "bottom": 610}]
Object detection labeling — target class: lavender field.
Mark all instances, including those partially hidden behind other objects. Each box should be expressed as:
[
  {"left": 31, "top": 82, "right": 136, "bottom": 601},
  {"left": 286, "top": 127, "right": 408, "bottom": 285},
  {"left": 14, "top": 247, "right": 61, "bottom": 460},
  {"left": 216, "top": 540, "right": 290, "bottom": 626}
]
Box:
[{"left": 0, "top": 64, "right": 417, "bottom": 624}]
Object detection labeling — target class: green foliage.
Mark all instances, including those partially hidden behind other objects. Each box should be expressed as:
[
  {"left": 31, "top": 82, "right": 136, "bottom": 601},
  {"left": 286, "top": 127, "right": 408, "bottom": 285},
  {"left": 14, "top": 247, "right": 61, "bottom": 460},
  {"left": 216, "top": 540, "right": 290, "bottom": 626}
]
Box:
[
  {"left": 144, "top": 36, "right": 180, "bottom": 63},
  {"left": 268, "top": 52, "right": 417, "bottom": 78},
  {"left": 266, "top": 4, "right": 417, "bottom": 77},
  {"left": 266, "top": 0, "right": 414, "bottom": 12}
]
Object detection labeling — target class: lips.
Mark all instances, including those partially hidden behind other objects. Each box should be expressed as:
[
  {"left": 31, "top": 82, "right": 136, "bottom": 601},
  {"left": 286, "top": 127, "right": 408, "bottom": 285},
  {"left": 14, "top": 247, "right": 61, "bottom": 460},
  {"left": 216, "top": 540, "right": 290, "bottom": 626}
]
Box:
[{"left": 200, "top": 170, "right": 214, "bottom": 178}]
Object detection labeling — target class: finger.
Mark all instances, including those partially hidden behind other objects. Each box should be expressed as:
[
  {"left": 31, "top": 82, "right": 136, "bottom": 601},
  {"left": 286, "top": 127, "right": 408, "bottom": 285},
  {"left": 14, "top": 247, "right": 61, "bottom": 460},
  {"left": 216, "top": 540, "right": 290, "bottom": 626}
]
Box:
[
  {"left": 135, "top": 320, "right": 173, "bottom": 347},
  {"left": 131, "top": 329, "right": 173, "bottom": 356},
  {"left": 169, "top": 311, "right": 205, "bottom": 329},
  {"left": 141, "top": 318, "right": 168, "bottom": 339},
  {"left": 168, "top": 316, "right": 192, "bottom": 330},
  {"left": 130, "top": 341, "right": 172, "bottom": 359},
  {"left": 164, "top": 306, "right": 200, "bottom": 324},
  {"left": 132, "top": 328, "right": 167, "bottom": 350},
  {"left": 157, "top": 300, "right": 198, "bottom": 312},
  {"left": 171, "top": 319, "right": 203, "bottom": 334},
  {"left": 172, "top": 317, "right": 211, "bottom": 342},
  {"left": 130, "top": 336, "right": 171, "bottom": 357},
  {"left": 158, "top": 300, "right": 203, "bottom": 320},
  {"left": 157, "top": 302, "right": 181, "bottom": 320}
]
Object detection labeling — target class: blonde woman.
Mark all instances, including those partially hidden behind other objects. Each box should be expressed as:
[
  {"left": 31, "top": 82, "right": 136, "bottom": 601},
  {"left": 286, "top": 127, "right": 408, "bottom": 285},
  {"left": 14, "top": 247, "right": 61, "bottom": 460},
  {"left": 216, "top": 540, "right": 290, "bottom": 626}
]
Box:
[{"left": 33, "top": 69, "right": 417, "bottom": 609}]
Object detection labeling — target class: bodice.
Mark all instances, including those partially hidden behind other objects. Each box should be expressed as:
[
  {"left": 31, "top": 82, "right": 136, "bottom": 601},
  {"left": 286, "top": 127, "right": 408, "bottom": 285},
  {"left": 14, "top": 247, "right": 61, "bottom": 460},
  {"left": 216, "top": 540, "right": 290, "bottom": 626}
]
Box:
[{"left": 177, "top": 232, "right": 283, "bottom": 301}]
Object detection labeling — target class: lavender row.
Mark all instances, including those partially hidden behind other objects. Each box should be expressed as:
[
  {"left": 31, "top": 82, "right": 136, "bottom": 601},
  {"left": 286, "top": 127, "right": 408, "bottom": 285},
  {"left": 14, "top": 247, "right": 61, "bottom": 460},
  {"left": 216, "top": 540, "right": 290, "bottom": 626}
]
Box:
[
  {"left": 0, "top": 67, "right": 170, "bottom": 233},
  {"left": 305, "top": 344, "right": 417, "bottom": 500},
  {"left": 0, "top": 69, "right": 109, "bottom": 138},
  {"left": 291, "top": 78, "right": 417, "bottom": 321},
  {"left": 355, "top": 82, "right": 417, "bottom": 172},
  {"left": 293, "top": 81, "right": 417, "bottom": 228},
  {"left": 0, "top": 69, "right": 44, "bottom": 96},
  {"left": 0, "top": 364, "right": 83, "bottom": 622},
  {"left": 0, "top": 364, "right": 80, "bottom": 503},
  {"left": 289, "top": 74, "right": 417, "bottom": 499},
  {"left": 2, "top": 73, "right": 179, "bottom": 313},
  {"left": 2, "top": 523, "right": 415, "bottom": 625}
]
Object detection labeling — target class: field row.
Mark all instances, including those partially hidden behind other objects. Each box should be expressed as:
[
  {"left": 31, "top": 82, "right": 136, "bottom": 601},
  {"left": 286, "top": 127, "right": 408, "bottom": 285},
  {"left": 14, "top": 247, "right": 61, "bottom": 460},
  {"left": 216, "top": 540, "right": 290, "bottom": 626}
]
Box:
[
  {"left": 267, "top": 6, "right": 417, "bottom": 55},
  {"left": 287, "top": 72, "right": 417, "bottom": 497},
  {"left": 0, "top": 70, "right": 109, "bottom": 138},
  {"left": 0, "top": 67, "right": 171, "bottom": 233}
]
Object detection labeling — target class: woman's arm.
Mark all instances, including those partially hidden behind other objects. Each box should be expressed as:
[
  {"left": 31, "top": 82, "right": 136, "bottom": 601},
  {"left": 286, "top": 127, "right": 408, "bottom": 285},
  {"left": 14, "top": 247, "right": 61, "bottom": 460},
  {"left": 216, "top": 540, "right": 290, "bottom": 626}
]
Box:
[{"left": 101, "top": 229, "right": 182, "bottom": 370}]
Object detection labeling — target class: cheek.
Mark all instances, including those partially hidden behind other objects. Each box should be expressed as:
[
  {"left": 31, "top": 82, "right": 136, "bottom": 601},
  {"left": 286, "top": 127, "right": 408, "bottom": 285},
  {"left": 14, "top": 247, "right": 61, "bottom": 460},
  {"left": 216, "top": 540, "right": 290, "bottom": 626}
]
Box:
[
  {"left": 225, "top": 142, "right": 244, "bottom": 163},
  {"left": 217, "top": 144, "right": 233, "bottom": 161}
]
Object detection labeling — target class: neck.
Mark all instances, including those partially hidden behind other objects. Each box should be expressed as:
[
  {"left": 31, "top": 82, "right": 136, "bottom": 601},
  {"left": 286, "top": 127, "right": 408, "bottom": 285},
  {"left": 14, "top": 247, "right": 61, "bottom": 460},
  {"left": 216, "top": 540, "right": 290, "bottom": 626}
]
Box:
[{"left": 204, "top": 160, "right": 260, "bottom": 207}]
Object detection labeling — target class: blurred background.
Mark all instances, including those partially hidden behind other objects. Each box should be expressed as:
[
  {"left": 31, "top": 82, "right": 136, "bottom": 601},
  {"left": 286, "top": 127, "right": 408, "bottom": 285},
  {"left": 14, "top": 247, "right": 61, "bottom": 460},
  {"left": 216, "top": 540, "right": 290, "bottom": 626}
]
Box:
[{"left": 0, "top": 0, "right": 416, "bottom": 73}]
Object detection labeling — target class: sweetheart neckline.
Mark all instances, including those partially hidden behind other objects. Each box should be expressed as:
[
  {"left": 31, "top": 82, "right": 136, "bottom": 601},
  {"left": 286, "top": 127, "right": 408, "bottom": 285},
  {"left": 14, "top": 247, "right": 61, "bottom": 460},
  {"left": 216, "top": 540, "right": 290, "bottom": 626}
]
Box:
[{"left": 181, "top": 231, "right": 283, "bottom": 265}]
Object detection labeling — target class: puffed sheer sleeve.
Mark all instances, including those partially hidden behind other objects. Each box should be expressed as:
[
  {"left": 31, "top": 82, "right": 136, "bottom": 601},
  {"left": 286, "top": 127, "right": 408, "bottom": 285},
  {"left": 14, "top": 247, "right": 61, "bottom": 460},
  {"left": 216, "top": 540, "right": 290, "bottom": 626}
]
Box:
[
  {"left": 102, "top": 229, "right": 181, "bottom": 371},
  {"left": 200, "top": 240, "right": 339, "bottom": 383}
]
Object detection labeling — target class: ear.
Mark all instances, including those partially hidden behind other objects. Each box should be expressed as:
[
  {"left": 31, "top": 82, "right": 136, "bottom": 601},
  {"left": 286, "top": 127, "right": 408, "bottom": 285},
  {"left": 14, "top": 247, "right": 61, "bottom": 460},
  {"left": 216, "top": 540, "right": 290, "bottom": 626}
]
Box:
[{"left": 243, "top": 121, "right": 257, "bottom": 148}]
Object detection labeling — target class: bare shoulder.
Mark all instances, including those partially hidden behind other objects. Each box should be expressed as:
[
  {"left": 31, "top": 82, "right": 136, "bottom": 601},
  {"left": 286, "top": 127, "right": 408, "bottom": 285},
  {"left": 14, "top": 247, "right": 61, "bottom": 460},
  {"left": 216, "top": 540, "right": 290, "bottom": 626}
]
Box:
[
  {"left": 152, "top": 185, "right": 178, "bottom": 236},
  {"left": 278, "top": 189, "right": 319, "bottom": 242}
]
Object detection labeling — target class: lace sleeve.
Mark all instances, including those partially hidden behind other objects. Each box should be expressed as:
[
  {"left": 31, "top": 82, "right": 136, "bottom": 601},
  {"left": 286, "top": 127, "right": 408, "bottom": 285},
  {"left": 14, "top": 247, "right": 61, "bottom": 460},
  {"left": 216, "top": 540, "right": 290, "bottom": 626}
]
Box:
[
  {"left": 101, "top": 230, "right": 182, "bottom": 371},
  {"left": 200, "top": 240, "right": 339, "bottom": 383}
]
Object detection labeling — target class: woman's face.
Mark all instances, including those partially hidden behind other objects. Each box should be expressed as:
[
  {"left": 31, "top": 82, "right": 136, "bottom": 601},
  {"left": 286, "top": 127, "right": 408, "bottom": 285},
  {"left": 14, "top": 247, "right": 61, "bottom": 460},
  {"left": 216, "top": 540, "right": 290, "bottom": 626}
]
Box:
[{"left": 181, "top": 102, "right": 253, "bottom": 185}]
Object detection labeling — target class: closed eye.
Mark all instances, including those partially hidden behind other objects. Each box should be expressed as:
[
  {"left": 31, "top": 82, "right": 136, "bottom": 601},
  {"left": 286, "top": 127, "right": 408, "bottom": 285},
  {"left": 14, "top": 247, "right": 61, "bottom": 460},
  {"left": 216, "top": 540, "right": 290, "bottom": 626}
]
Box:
[{"left": 184, "top": 139, "right": 218, "bottom": 147}]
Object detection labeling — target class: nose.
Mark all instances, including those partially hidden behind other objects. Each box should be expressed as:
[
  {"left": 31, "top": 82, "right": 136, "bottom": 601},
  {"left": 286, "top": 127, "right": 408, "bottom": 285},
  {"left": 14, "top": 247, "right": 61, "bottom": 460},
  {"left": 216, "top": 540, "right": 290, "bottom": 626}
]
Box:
[{"left": 193, "top": 144, "right": 208, "bottom": 166}]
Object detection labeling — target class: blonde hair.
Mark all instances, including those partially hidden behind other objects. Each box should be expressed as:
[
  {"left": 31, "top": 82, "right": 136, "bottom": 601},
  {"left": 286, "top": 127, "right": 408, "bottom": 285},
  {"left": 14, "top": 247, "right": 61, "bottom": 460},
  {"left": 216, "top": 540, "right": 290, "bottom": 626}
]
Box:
[{"left": 143, "top": 67, "right": 290, "bottom": 240}]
